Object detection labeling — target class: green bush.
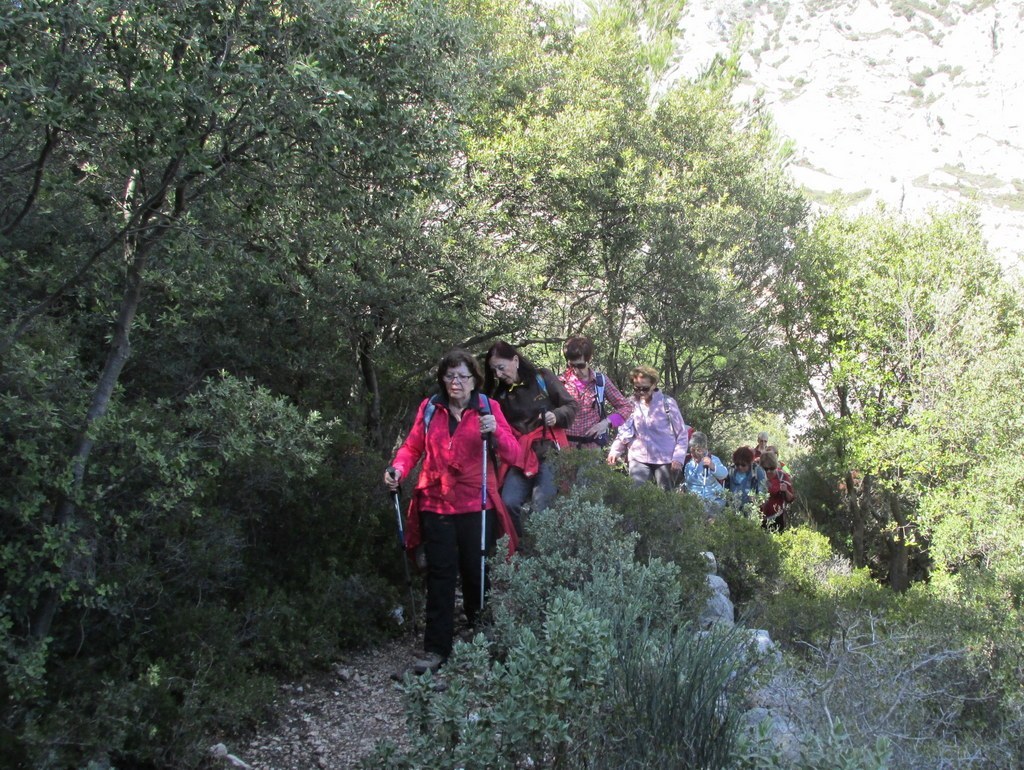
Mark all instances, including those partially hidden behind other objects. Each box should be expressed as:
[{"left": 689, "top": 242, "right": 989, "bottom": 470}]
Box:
[
  {"left": 489, "top": 488, "right": 703, "bottom": 642},
  {"left": 1, "top": 373, "right": 408, "bottom": 767},
  {"left": 553, "top": 454, "right": 709, "bottom": 599},
  {"left": 364, "top": 593, "right": 614, "bottom": 769},
  {"left": 698, "top": 512, "right": 782, "bottom": 607},
  {"left": 596, "top": 621, "right": 757, "bottom": 769},
  {"left": 371, "top": 491, "right": 759, "bottom": 768}
]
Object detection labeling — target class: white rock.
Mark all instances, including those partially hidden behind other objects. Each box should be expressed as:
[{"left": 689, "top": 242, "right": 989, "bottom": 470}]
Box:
[
  {"left": 706, "top": 573, "right": 730, "bottom": 598},
  {"left": 700, "top": 551, "right": 718, "bottom": 574},
  {"left": 699, "top": 590, "right": 735, "bottom": 628}
]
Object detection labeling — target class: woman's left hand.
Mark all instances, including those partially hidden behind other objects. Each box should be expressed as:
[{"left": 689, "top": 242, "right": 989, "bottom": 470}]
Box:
[{"left": 480, "top": 414, "right": 496, "bottom": 435}]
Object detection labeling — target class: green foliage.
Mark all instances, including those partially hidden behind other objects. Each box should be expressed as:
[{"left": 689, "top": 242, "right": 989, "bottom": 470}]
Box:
[
  {"left": 488, "top": 485, "right": 697, "bottom": 641},
  {"left": 558, "top": 451, "right": 707, "bottom": 588},
  {"left": 699, "top": 512, "right": 782, "bottom": 607},
  {"left": 756, "top": 528, "right": 889, "bottom": 645},
  {"left": 735, "top": 718, "right": 891, "bottom": 770},
  {"left": 365, "top": 594, "right": 613, "bottom": 769},
  {"left": 2, "top": 0, "right": 482, "bottom": 761},
  {"left": 779, "top": 206, "right": 1021, "bottom": 587},
  {"left": 597, "top": 621, "right": 755, "bottom": 769},
  {"left": 370, "top": 491, "right": 758, "bottom": 769}
]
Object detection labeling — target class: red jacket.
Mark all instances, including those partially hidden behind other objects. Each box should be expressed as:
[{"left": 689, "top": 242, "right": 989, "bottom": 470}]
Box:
[
  {"left": 391, "top": 393, "right": 519, "bottom": 554},
  {"left": 761, "top": 468, "right": 795, "bottom": 521}
]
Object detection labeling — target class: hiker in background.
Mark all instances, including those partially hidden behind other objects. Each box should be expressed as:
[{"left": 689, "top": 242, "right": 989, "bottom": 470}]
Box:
[
  {"left": 753, "top": 431, "right": 770, "bottom": 464},
  {"left": 385, "top": 349, "right": 519, "bottom": 675},
  {"left": 606, "top": 366, "right": 688, "bottom": 491},
  {"left": 559, "top": 336, "right": 633, "bottom": 450},
  {"left": 759, "top": 450, "right": 795, "bottom": 532},
  {"left": 485, "top": 340, "right": 578, "bottom": 539},
  {"left": 682, "top": 431, "right": 728, "bottom": 517},
  {"left": 765, "top": 444, "right": 789, "bottom": 472},
  {"left": 726, "top": 445, "right": 767, "bottom": 516}
]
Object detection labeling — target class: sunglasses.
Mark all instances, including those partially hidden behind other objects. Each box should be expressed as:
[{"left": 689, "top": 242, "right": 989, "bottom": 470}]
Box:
[
  {"left": 568, "top": 362, "right": 588, "bottom": 369},
  {"left": 633, "top": 385, "right": 652, "bottom": 393}
]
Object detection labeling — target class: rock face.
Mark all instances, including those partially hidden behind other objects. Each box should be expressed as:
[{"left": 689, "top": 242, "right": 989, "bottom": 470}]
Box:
[{"left": 673, "top": 0, "right": 1024, "bottom": 267}]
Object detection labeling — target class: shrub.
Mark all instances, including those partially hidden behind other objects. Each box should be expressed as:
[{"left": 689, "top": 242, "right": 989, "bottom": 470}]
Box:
[
  {"left": 596, "top": 621, "right": 757, "bottom": 769},
  {"left": 364, "top": 593, "right": 614, "bottom": 769},
  {"left": 489, "top": 488, "right": 703, "bottom": 642},
  {"left": 371, "top": 491, "right": 760, "bottom": 768},
  {"left": 698, "top": 512, "right": 783, "bottom": 607}
]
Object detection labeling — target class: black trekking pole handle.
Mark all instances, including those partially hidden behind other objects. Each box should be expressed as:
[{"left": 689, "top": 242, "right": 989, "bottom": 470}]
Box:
[{"left": 387, "top": 466, "right": 417, "bottom": 627}]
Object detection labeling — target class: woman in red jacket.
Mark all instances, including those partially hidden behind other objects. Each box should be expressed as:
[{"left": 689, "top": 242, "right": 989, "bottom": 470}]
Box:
[
  {"left": 385, "top": 349, "right": 519, "bottom": 674},
  {"left": 759, "top": 451, "right": 795, "bottom": 532}
]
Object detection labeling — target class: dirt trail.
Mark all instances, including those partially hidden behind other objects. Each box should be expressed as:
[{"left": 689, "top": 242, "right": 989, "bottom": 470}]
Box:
[{"left": 215, "top": 635, "right": 418, "bottom": 770}]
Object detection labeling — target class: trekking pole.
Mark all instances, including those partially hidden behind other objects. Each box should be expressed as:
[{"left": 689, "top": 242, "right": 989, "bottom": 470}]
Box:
[
  {"left": 541, "top": 407, "right": 559, "bottom": 453},
  {"left": 479, "top": 435, "right": 488, "bottom": 613},
  {"left": 387, "top": 467, "right": 417, "bottom": 628}
]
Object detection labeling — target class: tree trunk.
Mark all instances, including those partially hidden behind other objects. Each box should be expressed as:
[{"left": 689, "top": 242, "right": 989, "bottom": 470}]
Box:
[
  {"left": 846, "top": 470, "right": 866, "bottom": 567},
  {"left": 358, "top": 334, "right": 383, "bottom": 447},
  {"left": 30, "top": 238, "right": 148, "bottom": 641},
  {"left": 887, "top": 490, "right": 910, "bottom": 593}
]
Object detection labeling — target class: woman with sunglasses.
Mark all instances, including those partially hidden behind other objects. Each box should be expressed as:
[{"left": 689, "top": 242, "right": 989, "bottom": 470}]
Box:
[
  {"left": 559, "top": 336, "right": 633, "bottom": 449},
  {"left": 726, "top": 445, "right": 767, "bottom": 516},
  {"left": 606, "top": 366, "right": 689, "bottom": 491},
  {"left": 385, "top": 348, "right": 520, "bottom": 675}
]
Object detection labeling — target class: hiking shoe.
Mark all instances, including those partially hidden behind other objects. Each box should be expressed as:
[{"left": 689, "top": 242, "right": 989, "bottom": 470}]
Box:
[{"left": 411, "top": 652, "right": 444, "bottom": 675}]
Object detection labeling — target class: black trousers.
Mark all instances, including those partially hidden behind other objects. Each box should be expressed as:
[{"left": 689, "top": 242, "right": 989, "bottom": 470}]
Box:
[{"left": 421, "top": 509, "right": 499, "bottom": 658}]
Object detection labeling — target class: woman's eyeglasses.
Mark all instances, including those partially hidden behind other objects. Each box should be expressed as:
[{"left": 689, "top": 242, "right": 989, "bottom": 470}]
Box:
[
  {"left": 633, "top": 385, "right": 652, "bottom": 393},
  {"left": 443, "top": 373, "right": 473, "bottom": 383},
  {"left": 568, "top": 361, "right": 588, "bottom": 369}
]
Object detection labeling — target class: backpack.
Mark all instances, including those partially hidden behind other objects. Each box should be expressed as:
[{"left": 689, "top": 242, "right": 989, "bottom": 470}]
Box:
[
  {"left": 594, "top": 372, "right": 606, "bottom": 419},
  {"left": 535, "top": 372, "right": 548, "bottom": 396},
  {"left": 423, "top": 392, "right": 492, "bottom": 431}
]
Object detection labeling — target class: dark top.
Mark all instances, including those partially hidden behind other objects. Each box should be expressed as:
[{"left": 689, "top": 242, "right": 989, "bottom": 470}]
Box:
[{"left": 493, "top": 367, "right": 578, "bottom": 437}]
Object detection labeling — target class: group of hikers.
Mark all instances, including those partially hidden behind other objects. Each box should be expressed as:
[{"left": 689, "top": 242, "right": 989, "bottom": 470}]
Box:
[{"left": 384, "top": 337, "right": 794, "bottom": 675}]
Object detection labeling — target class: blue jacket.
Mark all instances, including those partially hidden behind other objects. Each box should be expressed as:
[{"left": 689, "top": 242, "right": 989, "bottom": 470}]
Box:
[
  {"left": 683, "top": 455, "right": 727, "bottom": 501},
  {"left": 726, "top": 465, "right": 767, "bottom": 511}
]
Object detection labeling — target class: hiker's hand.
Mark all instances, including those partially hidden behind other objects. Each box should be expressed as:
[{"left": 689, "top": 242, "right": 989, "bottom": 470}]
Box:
[
  {"left": 543, "top": 410, "right": 557, "bottom": 427},
  {"left": 479, "top": 414, "right": 496, "bottom": 435},
  {"left": 702, "top": 456, "right": 713, "bottom": 469},
  {"left": 586, "top": 418, "right": 609, "bottom": 438},
  {"left": 671, "top": 460, "right": 682, "bottom": 473},
  {"left": 385, "top": 468, "right": 401, "bottom": 490},
  {"left": 606, "top": 453, "right": 620, "bottom": 466}
]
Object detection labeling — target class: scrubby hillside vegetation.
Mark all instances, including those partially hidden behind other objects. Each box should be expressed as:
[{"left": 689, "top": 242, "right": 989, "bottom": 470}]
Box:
[{"left": 2, "top": 0, "right": 1021, "bottom": 767}]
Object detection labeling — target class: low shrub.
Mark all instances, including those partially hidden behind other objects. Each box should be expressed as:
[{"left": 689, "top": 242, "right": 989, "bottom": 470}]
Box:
[
  {"left": 698, "top": 512, "right": 783, "bottom": 607},
  {"left": 364, "top": 593, "right": 614, "bottom": 769},
  {"left": 596, "top": 621, "right": 757, "bottom": 769},
  {"left": 370, "top": 491, "right": 759, "bottom": 768}
]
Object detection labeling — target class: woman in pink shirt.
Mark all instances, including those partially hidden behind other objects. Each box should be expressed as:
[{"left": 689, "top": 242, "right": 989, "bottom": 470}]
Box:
[
  {"left": 606, "top": 366, "right": 689, "bottom": 491},
  {"left": 559, "top": 336, "right": 633, "bottom": 449}
]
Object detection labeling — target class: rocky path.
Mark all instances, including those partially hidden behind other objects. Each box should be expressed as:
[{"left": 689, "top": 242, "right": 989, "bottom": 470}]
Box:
[{"left": 212, "top": 635, "right": 419, "bottom": 770}]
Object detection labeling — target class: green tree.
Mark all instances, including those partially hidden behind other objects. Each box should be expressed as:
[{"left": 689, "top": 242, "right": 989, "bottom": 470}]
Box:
[
  {"left": 1, "top": 0, "right": 477, "bottom": 763},
  {"left": 776, "top": 207, "right": 1020, "bottom": 589},
  {"left": 446, "top": 0, "right": 807, "bottom": 434}
]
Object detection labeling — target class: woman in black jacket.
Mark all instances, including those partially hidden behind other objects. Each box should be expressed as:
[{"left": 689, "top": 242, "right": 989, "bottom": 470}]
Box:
[{"left": 484, "top": 340, "right": 578, "bottom": 539}]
